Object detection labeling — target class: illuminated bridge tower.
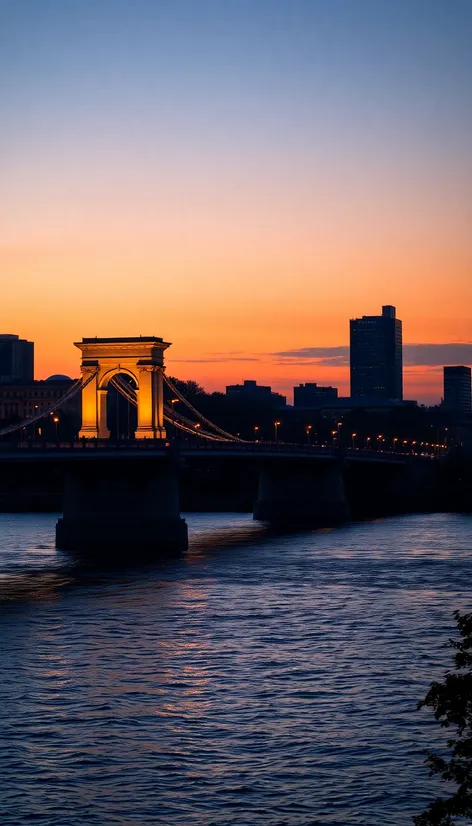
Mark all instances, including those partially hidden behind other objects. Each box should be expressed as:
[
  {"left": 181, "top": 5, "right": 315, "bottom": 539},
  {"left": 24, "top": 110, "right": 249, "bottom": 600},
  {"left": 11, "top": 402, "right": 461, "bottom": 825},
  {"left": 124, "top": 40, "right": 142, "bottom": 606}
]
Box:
[
  {"left": 57, "top": 337, "right": 188, "bottom": 556},
  {"left": 76, "top": 336, "right": 170, "bottom": 439}
]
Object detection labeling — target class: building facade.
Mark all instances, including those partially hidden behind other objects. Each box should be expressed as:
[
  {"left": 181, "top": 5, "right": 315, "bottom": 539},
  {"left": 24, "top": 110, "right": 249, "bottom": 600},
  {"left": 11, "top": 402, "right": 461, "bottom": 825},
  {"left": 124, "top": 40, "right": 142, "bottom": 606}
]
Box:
[
  {"left": 0, "top": 334, "right": 34, "bottom": 384},
  {"left": 293, "top": 383, "right": 338, "bottom": 408},
  {"left": 226, "top": 380, "right": 286, "bottom": 407},
  {"left": 0, "top": 377, "right": 80, "bottom": 431},
  {"left": 350, "top": 305, "right": 402, "bottom": 400},
  {"left": 443, "top": 366, "right": 472, "bottom": 415}
]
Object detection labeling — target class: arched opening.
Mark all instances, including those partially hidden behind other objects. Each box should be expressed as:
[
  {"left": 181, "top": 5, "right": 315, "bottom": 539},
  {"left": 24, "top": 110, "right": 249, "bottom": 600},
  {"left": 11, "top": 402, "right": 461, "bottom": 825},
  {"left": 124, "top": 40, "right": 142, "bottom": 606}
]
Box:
[{"left": 104, "top": 372, "right": 138, "bottom": 439}]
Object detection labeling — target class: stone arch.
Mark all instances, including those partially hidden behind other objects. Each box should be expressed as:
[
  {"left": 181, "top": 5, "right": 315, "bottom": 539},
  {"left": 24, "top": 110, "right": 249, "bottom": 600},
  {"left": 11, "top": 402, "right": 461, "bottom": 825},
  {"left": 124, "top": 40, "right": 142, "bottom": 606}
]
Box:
[
  {"left": 75, "top": 336, "right": 171, "bottom": 439},
  {"left": 98, "top": 366, "right": 140, "bottom": 392}
]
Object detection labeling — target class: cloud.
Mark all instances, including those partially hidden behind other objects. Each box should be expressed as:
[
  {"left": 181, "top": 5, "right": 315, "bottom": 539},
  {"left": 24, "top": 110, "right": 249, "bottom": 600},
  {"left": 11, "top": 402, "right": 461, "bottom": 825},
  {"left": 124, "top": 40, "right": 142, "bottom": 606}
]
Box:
[
  {"left": 272, "top": 346, "right": 349, "bottom": 367},
  {"left": 403, "top": 343, "right": 472, "bottom": 367},
  {"left": 272, "top": 343, "right": 472, "bottom": 368},
  {"left": 169, "top": 357, "right": 260, "bottom": 363}
]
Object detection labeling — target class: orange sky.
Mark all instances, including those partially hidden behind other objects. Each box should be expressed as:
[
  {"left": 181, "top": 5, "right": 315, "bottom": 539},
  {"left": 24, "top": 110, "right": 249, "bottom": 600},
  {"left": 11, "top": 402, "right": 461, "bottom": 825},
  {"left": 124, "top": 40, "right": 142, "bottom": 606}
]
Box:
[{"left": 1, "top": 1, "right": 471, "bottom": 404}]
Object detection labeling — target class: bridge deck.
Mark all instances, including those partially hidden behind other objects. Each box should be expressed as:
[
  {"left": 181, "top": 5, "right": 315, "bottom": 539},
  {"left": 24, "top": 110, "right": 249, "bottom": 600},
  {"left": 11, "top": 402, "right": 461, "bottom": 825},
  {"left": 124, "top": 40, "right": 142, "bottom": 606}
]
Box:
[{"left": 0, "top": 441, "right": 426, "bottom": 465}]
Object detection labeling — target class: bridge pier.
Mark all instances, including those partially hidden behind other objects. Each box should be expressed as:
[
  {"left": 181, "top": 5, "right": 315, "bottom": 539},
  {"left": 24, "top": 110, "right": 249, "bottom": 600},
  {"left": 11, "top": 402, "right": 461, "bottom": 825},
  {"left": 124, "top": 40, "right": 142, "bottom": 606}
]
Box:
[
  {"left": 253, "top": 460, "right": 349, "bottom": 526},
  {"left": 56, "top": 459, "right": 188, "bottom": 559}
]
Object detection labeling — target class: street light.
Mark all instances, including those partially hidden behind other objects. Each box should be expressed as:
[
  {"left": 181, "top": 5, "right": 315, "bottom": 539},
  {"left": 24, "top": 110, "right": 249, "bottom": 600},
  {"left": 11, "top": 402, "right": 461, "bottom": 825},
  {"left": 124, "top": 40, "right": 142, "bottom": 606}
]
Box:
[
  {"left": 170, "top": 398, "right": 179, "bottom": 440},
  {"left": 274, "top": 421, "right": 281, "bottom": 442},
  {"left": 306, "top": 425, "right": 312, "bottom": 444},
  {"left": 53, "top": 416, "right": 59, "bottom": 440},
  {"left": 32, "top": 404, "right": 39, "bottom": 440},
  {"left": 254, "top": 425, "right": 259, "bottom": 442},
  {"left": 351, "top": 432, "right": 357, "bottom": 449}
]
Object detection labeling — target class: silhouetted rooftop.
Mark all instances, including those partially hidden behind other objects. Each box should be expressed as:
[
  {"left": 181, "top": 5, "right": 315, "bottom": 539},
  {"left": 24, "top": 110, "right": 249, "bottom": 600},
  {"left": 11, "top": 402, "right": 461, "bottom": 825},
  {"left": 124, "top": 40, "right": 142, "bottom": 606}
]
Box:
[{"left": 81, "top": 336, "right": 164, "bottom": 343}]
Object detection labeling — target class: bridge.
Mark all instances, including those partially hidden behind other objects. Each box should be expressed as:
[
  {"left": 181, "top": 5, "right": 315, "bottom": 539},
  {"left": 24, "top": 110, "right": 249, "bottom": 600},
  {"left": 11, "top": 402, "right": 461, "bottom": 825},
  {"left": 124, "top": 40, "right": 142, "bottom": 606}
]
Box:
[{"left": 0, "top": 335, "right": 442, "bottom": 558}]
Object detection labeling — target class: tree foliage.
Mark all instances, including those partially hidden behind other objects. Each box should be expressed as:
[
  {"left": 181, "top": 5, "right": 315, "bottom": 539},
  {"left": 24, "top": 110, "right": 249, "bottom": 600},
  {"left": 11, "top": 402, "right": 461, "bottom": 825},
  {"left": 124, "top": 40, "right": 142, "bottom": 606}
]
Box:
[{"left": 414, "top": 611, "right": 472, "bottom": 825}]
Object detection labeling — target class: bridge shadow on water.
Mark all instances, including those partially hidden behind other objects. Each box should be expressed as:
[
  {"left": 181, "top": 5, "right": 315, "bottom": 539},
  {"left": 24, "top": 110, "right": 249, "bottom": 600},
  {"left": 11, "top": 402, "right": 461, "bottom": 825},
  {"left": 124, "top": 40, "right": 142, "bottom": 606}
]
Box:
[{"left": 0, "top": 515, "right": 321, "bottom": 605}]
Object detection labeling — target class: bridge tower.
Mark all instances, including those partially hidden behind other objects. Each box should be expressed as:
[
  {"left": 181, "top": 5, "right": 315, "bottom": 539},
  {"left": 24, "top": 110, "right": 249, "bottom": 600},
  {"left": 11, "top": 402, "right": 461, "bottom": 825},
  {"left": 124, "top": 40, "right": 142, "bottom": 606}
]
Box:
[{"left": 76, "top": 336, "right": 170, "bottom": 439}]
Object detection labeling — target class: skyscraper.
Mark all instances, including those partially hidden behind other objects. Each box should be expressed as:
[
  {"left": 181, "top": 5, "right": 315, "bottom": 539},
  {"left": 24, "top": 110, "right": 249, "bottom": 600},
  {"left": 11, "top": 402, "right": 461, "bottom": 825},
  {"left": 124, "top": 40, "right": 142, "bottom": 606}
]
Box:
[
  {"left": 0, "top": 335, "right": 34, "bottom": 384},
  {"left": 443, "top": 366, "right": 471, "bottom": 415},
  {"left": 350, "top": 305, "right": 402, "bottom": 400}
]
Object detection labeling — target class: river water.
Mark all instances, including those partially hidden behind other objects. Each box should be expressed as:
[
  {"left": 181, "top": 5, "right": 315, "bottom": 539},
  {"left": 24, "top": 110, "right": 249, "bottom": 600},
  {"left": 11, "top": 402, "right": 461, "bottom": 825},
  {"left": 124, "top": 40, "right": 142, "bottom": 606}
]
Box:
[{"left": 0, "top": 512, "right": 471, "bottom": 826}]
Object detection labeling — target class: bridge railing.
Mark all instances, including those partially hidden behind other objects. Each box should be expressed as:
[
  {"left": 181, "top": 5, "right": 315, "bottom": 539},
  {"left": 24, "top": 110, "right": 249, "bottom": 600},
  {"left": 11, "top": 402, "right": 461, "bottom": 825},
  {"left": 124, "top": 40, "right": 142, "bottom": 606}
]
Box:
[{"left": 0, "top": 439, "right": 436, "bottom": 461}]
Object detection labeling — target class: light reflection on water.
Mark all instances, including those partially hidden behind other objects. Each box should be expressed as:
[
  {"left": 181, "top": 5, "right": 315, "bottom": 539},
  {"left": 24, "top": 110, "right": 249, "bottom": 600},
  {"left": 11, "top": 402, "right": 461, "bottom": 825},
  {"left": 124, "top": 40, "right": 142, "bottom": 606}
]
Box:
[{"left": 0, "top": 511, "right": 471, "bottom": 825}]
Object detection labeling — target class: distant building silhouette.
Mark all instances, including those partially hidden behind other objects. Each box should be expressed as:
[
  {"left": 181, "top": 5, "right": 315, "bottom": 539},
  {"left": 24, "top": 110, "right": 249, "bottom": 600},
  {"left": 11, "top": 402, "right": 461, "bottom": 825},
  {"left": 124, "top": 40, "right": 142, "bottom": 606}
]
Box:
[
  {"left": 350, "top": 305, "right": 402, "bottom": 400},
  {"left": 443, "top": 366, "right": 471, "bottom": 415},
  {"left": 293, "top": 383, "right": 338, "bottom": 408},
  {"left": 0, "top": 334, "right": 34, "bottom": 384},
  {"left": 0, "top": 376, "right": 79, "bottom": 425},
  {"left": 226, "top": 380, "right": 286, "bottom": 407}
]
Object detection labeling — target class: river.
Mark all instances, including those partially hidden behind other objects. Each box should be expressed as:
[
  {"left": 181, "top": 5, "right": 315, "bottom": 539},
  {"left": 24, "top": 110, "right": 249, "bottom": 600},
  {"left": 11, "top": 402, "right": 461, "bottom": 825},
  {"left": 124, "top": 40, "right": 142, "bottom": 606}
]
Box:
[{"left": 0, "top": 512, "right": 471, "bottom": 825}]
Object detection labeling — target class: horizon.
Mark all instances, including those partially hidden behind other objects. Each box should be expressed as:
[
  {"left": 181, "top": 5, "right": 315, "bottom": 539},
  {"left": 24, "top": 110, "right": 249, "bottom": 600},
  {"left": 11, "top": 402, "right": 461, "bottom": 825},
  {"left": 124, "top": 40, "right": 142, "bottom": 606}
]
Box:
[{"left": 11, "top": 319, "right": 472, "bottom": 406}]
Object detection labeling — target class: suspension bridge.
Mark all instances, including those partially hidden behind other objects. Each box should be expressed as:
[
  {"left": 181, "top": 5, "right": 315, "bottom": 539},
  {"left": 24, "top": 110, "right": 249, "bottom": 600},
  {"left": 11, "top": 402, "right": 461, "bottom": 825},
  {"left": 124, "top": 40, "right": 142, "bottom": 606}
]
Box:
[{"left": 0, "top": 336, "right": 441, "bottom": 558}]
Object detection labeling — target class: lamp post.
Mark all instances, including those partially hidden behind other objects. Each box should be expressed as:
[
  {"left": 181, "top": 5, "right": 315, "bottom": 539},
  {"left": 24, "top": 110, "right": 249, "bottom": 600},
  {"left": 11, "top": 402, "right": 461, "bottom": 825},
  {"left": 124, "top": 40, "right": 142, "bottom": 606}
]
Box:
[
  {"left": 351, "top": 432, "right": 357, "bottom": 450},
  {"left": 32, "top": 405, "right": 38, "bottom": 440},
  {"left": 254, "top": 425, "right": 259, "bottom": 442},
  {"left": 170, "top": 398, "right": 179, "bottom": 441},
  {"left": 274, "top": 421, "right": 281, "bottom": 442},
  {"left": 53, "top": 416, "right": 59, "bottom": 441},
  {"left": 393, "top": 437, "right": 398, "bottom": 451},
  {"left": 306, "top": 425, "right": 312, "bottom": 444}
]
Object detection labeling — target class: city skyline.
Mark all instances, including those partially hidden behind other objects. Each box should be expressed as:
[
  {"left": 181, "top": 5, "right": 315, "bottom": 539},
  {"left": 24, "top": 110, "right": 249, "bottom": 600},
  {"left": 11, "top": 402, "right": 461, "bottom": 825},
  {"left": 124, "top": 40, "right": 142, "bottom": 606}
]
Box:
[
  {"left": 5, "top": 319, "right": 472, "bottom": 406},
  {"left": 2, "top": 1, "right": 472, "bottom": 404},
  {"left": 3, "top": 321, "right": 472, "bottom": 409}
]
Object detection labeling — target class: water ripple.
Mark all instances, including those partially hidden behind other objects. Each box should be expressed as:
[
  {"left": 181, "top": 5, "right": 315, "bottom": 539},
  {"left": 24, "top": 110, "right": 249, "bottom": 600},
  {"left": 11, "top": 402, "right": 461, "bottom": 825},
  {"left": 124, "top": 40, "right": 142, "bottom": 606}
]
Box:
[{"left": 0, "top": 512, "right": 471, "bottom": 824}]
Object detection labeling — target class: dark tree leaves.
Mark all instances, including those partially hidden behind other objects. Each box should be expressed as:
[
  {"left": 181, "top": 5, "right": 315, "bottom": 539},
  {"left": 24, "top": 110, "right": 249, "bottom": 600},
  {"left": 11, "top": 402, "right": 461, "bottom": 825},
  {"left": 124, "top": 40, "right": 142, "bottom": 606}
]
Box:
[{"left": 413, "top": 611, "right": 472, "bottom": 825}]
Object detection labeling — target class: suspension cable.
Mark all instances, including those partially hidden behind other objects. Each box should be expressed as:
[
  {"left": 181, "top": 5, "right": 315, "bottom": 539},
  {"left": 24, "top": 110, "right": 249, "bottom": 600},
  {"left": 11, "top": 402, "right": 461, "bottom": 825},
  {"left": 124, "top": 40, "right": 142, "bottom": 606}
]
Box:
[
  {"left": 163, "top": 375, "right": 246, "bottom": 442},
  {"left": 0, "top": 369, "right": 98, "bottom": 438},
  {"left": 164, "top": 409, "right": 228, "bottom": 440},
  {"left": 163, "top": 414, "right": 227, "bottom": 441},
  {"left": 110, "top": 375, "right": 137, "bottom": 405},
  {"left": 111, "top": 374, "right": 230, "bottom": 441},
  {"left": 163, "top": 404, "right": 228, "bottom": 440}
]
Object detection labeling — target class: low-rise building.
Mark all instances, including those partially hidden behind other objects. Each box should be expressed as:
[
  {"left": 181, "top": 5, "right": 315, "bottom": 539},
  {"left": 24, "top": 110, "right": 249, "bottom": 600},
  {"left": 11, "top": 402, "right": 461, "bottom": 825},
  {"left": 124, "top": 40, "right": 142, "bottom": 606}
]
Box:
[
  {"left": 293, "top": 383, "right": 338, "bottom": 408},
  {"left": 0, "top": 376, "right": 80, "bottom": 425},
  {"left": 226, "top": 380, "right": 286, "bottom": 407}
]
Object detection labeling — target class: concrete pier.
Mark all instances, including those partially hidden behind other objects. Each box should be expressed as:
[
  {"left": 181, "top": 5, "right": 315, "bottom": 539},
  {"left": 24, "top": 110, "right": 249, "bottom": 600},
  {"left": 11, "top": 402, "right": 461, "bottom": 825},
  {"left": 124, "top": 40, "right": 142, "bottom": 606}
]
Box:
[
  {"left": 56, "top": 459, "right": 188, "bottom": 558},
  {"left": 253, "top": 460, "right": 349, "bottom": 526}
]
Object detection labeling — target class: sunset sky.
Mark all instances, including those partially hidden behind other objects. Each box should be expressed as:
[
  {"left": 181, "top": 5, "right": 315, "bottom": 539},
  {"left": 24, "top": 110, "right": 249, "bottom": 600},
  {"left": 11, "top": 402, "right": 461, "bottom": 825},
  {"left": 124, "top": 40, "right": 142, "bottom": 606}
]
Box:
[{"left": 1, "top": 0, "right": 471, "bottom": 403}]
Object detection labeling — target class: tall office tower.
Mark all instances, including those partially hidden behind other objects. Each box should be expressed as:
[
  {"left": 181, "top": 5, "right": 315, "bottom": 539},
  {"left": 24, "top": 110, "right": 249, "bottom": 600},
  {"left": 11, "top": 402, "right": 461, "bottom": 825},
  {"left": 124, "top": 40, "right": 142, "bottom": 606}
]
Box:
[
  {"left": 350, "top": 305, "right": 403, "bottom": 400},
  {"left": 443, "top": 366, "right": 472, "bottom": 415},
  {"left": 0, "top": 335, "right": 34, "bottom": 384}
]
